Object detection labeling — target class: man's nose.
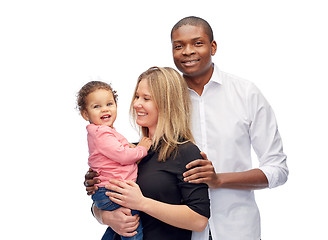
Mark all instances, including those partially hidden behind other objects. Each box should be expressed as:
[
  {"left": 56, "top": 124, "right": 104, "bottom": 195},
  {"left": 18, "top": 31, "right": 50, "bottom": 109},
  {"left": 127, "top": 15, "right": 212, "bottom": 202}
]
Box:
[{"left": 183, "top": 44, "right": 195, "bottom": 55}]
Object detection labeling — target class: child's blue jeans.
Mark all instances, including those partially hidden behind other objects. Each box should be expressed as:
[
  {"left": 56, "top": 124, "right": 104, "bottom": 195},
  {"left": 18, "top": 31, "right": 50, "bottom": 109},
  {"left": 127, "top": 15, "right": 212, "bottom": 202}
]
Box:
[{"left": 92, "top": 187, "right": 143, "bottom": 240}]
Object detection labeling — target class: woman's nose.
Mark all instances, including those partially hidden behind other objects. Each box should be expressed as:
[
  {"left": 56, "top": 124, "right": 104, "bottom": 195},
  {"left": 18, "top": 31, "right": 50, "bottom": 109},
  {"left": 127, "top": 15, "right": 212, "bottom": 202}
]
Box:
[{"left": 134, "top": 99, "right": 142, "bottom": 109}]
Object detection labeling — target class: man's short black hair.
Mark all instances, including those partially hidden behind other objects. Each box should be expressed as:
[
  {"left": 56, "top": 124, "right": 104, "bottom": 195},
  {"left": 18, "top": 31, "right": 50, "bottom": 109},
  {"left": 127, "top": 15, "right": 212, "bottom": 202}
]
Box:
[{"left": 171, "top": 16, "right": 214, "bottom": 42}]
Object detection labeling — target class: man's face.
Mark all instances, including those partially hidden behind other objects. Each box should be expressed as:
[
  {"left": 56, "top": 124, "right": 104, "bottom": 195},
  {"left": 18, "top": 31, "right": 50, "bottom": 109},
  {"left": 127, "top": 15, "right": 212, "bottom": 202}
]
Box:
[{"left": 171, "top": 24, "right": 217, "bottom": 78}]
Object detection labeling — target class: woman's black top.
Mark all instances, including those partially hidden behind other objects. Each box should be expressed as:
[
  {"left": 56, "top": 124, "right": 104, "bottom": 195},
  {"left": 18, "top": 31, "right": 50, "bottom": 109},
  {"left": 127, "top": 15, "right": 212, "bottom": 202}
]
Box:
[{"left": 136, "top": 141, "right": 210, "bottom": 240}]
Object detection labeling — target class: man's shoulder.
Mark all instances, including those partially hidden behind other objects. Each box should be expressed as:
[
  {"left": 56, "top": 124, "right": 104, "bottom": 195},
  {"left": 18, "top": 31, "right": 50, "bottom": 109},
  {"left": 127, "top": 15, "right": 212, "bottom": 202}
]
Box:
[
  {"left": 214, "top": 66, "right": 258, "bottom": 96},
  {"left": 219, "top": 69, "right": 253, "bottom": 87}
]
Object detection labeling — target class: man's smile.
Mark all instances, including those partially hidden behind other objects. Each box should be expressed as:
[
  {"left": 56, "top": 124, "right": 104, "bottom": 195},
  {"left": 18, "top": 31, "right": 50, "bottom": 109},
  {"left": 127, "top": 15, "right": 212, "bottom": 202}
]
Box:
[{"left": 181, "top": 59, "right": 200, "bottom": 66}]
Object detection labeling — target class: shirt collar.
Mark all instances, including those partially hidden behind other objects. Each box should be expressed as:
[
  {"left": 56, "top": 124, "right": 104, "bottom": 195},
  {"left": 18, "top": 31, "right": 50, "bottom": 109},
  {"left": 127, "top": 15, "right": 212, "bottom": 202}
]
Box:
[
  {"left": 187, "top": 63, "right": 222, "bottom": 95},
  {"left": 210, "top": 63, "right": 223, "bottom": 85}
]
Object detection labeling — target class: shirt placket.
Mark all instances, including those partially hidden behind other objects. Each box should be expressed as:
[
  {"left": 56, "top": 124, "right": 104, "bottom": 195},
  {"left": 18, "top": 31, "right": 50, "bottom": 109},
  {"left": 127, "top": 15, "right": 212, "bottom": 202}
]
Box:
[{"left": 199, "top": 96, "right": 208, "bottom": 154}]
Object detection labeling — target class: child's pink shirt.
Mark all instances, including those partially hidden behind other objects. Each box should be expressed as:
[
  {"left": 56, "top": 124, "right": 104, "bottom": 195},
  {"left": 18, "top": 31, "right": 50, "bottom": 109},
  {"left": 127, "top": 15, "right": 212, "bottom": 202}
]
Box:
[{"left": 86, "top": 124, "right": 147, "bottom": 187}]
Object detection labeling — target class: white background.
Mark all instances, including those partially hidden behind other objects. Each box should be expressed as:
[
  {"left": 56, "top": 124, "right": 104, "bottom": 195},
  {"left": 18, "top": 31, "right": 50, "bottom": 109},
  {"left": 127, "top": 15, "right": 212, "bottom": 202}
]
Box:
[{"left": 1, "top": 0, "right": 327, "bottom": 239}]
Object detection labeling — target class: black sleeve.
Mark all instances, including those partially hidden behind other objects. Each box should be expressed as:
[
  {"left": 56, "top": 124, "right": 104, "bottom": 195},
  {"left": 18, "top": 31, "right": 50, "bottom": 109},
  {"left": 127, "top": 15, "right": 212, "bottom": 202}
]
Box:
[{"left": 176, "top": 142, "right": 211, "bottom": 218}]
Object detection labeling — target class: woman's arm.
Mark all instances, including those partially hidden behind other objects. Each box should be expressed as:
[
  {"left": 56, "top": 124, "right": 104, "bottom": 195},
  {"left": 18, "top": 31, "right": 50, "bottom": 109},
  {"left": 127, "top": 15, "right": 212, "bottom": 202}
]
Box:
[
  {"left": 85, "top": 169, "right": 140, "bottom": 237},
  {"left": 106, "top": 180, "right": 208, "bottom": 232},
  {"left": 92, "top": 204, "right": 140, "bottom": 237}
]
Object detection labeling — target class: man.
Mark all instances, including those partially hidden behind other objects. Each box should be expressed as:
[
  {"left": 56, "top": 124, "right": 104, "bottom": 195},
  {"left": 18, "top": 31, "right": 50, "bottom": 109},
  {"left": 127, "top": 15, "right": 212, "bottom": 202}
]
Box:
[{"left": 85, "top": 16, "right": 288, "bottom": 240}]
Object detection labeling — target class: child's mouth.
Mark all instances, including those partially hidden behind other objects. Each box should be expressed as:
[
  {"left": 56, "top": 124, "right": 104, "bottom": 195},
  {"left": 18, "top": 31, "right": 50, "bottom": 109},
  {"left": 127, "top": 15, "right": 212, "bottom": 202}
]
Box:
[{"left": 101, "top": 114, "right": 111, "bottom": 120}]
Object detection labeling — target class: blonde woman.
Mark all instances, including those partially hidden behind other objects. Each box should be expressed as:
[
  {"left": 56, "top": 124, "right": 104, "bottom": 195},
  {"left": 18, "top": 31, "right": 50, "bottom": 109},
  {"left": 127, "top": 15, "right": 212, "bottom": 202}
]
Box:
[{"left": 92, "top": 67, "right": 210, "bottom": 240}]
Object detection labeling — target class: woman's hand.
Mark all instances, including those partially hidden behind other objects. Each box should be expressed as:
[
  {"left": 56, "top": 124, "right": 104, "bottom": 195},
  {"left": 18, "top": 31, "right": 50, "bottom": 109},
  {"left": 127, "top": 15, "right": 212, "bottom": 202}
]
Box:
[
  {"left": 105, "top": 180, "right": 145, "bottom": 211},
  {"left": 84, "top": 168, "right": 101, "bottom": 195},
  {"left": 93, "top": 204, "right": 140, "bottom": 237},
  {"left": 106, "top": 180, "right": 208, "bottom": 232}
]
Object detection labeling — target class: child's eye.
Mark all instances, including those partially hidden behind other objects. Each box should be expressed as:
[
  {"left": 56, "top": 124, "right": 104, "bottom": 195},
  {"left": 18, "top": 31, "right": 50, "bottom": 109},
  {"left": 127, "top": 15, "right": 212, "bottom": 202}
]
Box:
[
  {"left": 195, "top": 41, "right": 203, "bottom": 46},
  {"left": 93, "top": 105, "right": 100, "bottom": 109},
  {"left": 107, "top": 102, "right": 113, "bottom": 106}
]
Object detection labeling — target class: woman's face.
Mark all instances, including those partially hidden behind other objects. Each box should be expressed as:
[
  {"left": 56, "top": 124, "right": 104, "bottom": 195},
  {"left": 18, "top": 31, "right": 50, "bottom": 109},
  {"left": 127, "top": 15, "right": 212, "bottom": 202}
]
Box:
[{"left": 133, "top": 78, "right": 158, "bottom": 139}]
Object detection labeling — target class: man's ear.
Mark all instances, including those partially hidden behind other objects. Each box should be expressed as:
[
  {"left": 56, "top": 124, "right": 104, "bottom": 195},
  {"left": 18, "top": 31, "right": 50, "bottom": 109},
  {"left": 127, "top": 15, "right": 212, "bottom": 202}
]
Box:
[
  {"left": 81, "top": 110, "right": 89, "bottom": 121},
  {"left": 211, "top": 40, "right": 217, "bottom": 56}
]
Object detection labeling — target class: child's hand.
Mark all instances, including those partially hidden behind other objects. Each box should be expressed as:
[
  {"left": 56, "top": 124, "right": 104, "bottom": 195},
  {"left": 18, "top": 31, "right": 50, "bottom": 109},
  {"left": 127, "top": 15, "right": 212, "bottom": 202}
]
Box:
[
  {"left": 129, "top": 143, "right": 137, "bottom": 148},
  {"left": 137, "top": 137, "right": 152, "bottom": 151}
]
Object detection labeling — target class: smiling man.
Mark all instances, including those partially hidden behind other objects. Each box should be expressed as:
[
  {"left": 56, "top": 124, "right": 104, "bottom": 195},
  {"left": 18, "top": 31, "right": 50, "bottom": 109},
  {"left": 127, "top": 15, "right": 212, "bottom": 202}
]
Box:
[
  {"left": 170, "top": 16, "right": 288, "bottom": 240},
  {"left": 171, "top": 21, "right": 216, "bottom": 96}
]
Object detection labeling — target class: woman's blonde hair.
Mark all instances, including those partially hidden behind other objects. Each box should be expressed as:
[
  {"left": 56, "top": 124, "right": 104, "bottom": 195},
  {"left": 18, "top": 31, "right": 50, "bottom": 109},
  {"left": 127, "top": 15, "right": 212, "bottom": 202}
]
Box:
[{"left": 130, "top": 67, "right": 194, "bottom": 162}]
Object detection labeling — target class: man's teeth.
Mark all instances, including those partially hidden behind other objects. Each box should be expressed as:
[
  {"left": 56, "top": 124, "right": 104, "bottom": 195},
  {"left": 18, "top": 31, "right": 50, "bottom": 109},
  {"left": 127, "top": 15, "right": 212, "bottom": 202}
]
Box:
[{"left": 184, "top": 60, "right": 198, "bottom": 63}]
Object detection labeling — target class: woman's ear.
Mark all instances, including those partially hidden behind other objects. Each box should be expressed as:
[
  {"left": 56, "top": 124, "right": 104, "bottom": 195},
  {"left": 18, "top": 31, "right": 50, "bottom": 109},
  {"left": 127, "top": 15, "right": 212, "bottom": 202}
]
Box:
[{"left": 81, "top": 110, "right": 89, "bottom": 121}]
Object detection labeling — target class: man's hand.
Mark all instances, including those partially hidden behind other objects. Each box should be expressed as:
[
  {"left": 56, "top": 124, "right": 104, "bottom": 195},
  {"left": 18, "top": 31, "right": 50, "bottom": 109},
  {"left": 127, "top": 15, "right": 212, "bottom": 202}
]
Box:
[
  {"left": 84, "top": 168, "right": 100, "bottom": 195},
  {"left": 183, "top": 152, "right": 219, "bottom": 189}
]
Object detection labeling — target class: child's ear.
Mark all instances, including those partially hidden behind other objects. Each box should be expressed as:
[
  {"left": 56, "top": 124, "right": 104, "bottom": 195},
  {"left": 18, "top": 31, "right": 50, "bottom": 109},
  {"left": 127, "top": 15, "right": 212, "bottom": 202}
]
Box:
[{"left": 81, "top": 110, "right": 89, "bottom": 121}]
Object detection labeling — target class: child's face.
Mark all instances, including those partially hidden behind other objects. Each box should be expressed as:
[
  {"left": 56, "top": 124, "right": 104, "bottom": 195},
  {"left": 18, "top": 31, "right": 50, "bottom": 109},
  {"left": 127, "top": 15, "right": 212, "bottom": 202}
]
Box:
[{"left": 82, "top": 89, "right": 117, "bottom": 128}]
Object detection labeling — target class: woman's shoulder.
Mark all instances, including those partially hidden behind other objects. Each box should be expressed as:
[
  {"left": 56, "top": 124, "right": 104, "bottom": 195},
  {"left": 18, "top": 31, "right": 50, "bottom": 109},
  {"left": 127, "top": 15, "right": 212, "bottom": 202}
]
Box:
[
  {"left": 176, "top": 141, "right": 203, "bottom": 163},
  {"left": 177, "top": 141, "right": 199, "bottom": 151}
]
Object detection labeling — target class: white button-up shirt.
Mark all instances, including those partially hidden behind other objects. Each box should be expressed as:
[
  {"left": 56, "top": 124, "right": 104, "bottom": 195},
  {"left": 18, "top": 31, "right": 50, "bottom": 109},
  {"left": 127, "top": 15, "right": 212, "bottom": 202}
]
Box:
[{"left": 191, "top": 65, "right": 288, "bottom": 240}]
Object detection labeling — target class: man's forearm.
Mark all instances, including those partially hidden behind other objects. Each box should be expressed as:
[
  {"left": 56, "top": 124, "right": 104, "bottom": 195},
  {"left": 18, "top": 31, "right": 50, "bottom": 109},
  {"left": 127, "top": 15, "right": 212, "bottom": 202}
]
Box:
[{"left": 216, "top": 168, "right": 269, "bottom": 190}]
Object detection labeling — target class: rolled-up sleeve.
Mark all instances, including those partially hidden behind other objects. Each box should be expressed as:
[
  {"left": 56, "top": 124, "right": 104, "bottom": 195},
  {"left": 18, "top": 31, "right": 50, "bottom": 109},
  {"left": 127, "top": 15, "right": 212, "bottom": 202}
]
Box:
[{"left": 248, "top": 83, "right": 289, "bottom": 188}]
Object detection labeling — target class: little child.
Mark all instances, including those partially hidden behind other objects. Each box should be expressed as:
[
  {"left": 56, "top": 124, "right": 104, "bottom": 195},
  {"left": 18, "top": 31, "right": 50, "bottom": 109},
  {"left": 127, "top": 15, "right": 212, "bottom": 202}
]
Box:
[{"left": 77, "top": 81, "right": 151, "bottom": 240}]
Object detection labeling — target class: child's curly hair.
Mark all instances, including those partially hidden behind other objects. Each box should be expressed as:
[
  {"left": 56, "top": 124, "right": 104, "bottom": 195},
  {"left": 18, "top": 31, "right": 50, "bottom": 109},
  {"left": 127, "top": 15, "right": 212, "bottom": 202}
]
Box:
[{"left": 76, "top": 81, "right": 118, "bottom": 112}]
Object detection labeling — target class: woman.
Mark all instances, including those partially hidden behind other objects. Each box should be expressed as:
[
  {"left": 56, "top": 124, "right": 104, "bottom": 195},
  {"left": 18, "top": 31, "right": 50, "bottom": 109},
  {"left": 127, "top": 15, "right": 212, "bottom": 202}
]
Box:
[{"left": 88, "top": 67, "right": 210, "bottom": 240}]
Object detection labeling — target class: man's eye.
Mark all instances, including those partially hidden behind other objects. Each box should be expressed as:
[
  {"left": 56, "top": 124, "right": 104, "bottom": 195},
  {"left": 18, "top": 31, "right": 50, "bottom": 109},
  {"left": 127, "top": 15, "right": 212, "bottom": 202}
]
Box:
[
  {"left": 195, "top": 41, "right": 203, "bottom": 46},
  {"left": 174, "top": 45, "right": 182, "bottom": 50}
]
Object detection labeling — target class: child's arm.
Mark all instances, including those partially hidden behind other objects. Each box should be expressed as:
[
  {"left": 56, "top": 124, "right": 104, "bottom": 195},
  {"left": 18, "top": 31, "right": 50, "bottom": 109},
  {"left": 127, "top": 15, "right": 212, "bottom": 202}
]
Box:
[
  {"left": 135, "top": 137, "right": 152, "bottom": 164},
  {"left": 136, "top": 137, "right": 152, "bottom": 150},
  {"left": 94, "top": 127, "right": 150, "bottom": 165},
  {"left": 129, "top": 137, "right": 152, "bottom": 150}
]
